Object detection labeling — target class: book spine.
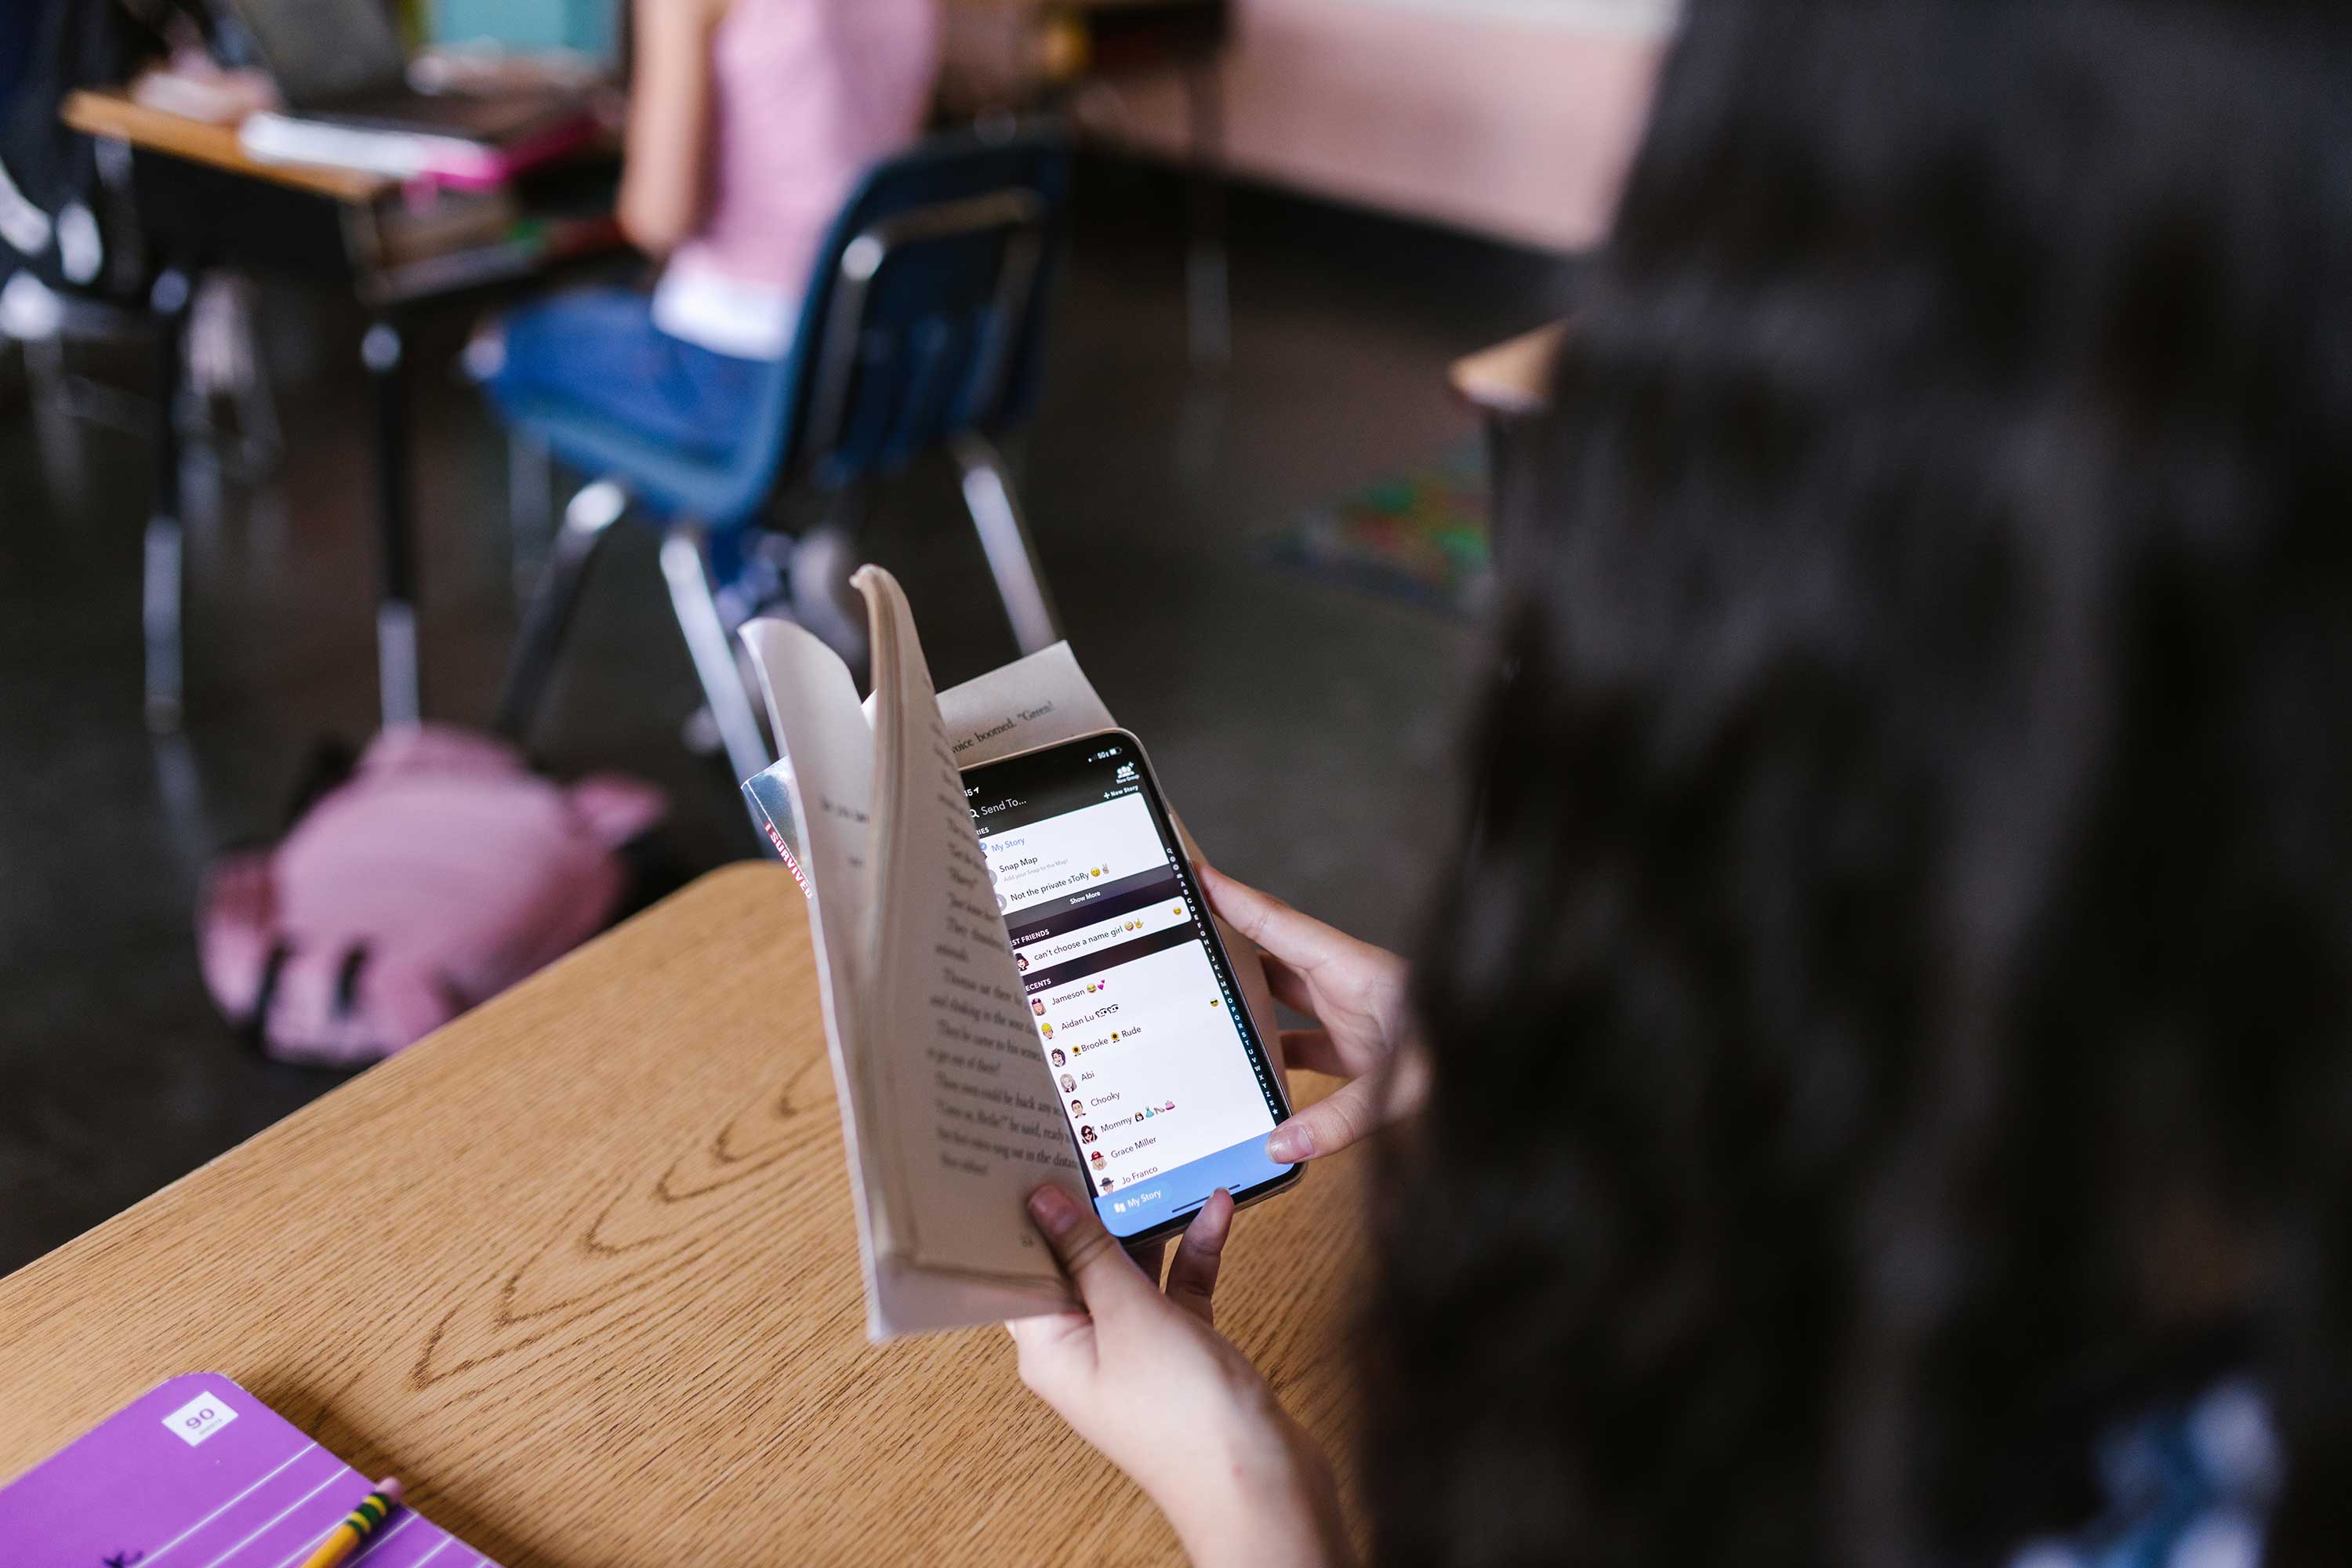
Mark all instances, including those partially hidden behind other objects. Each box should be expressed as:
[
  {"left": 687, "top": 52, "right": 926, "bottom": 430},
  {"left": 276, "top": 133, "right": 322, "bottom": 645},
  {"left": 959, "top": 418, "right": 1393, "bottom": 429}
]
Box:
[{"left": 742, "top": 766, "right": 811, "bottom": 898}]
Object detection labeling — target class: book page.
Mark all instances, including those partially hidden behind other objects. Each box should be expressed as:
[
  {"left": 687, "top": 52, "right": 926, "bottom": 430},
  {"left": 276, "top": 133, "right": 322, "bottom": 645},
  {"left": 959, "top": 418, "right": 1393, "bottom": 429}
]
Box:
[
  {"left": 738, "top": 617, "right": 895, "bottom": 1272},
  {"left": 746, "top": 597, "right": 1290, "bottom": 1338},
  {"left": 853, "top": 569, "right": 1087, "bottom": 1302},
  {"left": 935, "top": 643, "right": 1118, "bottom": 765},
  {"left": 740, "top": 619, "right": 878, "bottom": 1009}
]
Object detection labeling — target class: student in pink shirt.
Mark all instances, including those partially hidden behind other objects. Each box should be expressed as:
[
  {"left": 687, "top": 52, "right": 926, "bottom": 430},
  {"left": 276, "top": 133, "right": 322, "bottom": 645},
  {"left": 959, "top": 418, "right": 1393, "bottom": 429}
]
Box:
[{"left": 480, "top": 0, "right": 939, "bottom": 456}]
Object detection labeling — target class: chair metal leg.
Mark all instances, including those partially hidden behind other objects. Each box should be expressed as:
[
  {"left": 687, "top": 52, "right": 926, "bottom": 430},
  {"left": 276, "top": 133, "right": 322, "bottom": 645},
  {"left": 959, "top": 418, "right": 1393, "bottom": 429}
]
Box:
[
  {"left": 24, "top": 328, "right": 67, "bottom": 410},
  {"left": 508, "top": 427, "right": 555, "bottom": 606},
  {"left": 660, "top": 521, "right": 774, "bottom": 786},
  {"left": 953, "top": 432, "right": 1062, "bottom": 655},
  {"left": 187, "top": 270, "right": 281, "bottom": 478},
  {"left": 1184, "top": 60, "right": 1232, "bottom": 369},
  {"left": 231, "top": 329, "right": 282, "bottom": 477},
  {"left": 145, "top": 267, "right": 193, "bottom": 733},
  {"left": 143, "top": 514, "right": 183, "bottom": 731},
  {"left": 494, "top": 478, "right": 626, "bottom": 742},
  {"left": 362, "top": 315, "right": 422, "bottom": 729}
]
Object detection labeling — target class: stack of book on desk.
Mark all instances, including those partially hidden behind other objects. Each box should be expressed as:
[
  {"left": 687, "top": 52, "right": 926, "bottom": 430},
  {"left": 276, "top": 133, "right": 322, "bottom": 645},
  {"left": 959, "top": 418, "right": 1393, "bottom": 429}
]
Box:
[{"left": 240, "top": 107, "right": 598, "bottom": 189}]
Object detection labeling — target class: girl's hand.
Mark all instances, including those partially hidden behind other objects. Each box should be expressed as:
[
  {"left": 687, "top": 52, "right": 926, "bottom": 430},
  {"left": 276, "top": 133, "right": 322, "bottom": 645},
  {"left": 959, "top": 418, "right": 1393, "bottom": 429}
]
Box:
[
  {"left": 1200, "top": 865, "right": 1425, "bottom": 1162},
  {"left": 1009, "top": 1185, "right": 1350, "bottom": 1567}
]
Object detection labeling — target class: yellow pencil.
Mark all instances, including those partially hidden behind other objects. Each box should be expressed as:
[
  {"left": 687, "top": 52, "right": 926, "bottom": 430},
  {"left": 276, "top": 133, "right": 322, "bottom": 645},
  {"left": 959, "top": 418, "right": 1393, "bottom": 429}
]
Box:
[{"left": 297, "top": 1478, "right": 403, "bottom": 1568}]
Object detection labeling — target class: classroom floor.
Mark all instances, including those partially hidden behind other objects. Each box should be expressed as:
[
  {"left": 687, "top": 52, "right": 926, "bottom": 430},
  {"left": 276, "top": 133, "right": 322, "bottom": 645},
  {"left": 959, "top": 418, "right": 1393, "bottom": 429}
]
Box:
[{"left": 0, "top": 160, "right": 1569, "bottom": 1275}]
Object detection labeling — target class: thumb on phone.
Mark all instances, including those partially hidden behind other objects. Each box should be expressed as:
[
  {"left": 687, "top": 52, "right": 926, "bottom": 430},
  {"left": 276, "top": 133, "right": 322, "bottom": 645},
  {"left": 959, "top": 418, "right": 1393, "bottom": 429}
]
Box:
[
  {"left": 1266, "top": 1053, "right": 1425, "bottom": 1162},
  {"left": 1011, "top": 1183, "right": 1152, "bottom": 1406},
  {"left": 1025, "top": 1183, "right": 1152, "bottom": 1318}
]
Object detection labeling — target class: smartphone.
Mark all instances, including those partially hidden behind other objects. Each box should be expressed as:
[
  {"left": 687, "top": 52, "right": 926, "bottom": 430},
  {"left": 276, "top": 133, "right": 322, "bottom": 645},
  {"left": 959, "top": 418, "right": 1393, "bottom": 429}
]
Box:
[{"left": 962, "top": 729, "right": 1301, "bottom": 1243}]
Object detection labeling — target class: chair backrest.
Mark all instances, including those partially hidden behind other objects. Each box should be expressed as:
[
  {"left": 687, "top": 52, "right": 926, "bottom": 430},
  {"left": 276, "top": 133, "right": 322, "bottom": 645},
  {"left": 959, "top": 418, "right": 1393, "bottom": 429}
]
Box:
[
  {"left": 713, "top": 126, "right": 1073, "bottom": 517},
  {"left": 0, "top": 0, "right": 57, "bottom": 112}
]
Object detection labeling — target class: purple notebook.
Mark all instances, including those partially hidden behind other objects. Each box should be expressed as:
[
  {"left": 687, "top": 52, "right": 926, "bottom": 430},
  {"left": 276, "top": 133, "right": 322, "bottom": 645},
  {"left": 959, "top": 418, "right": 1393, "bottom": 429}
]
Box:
[{"left": 0, "top": 1374, "right": 503, "bottom": 1567}]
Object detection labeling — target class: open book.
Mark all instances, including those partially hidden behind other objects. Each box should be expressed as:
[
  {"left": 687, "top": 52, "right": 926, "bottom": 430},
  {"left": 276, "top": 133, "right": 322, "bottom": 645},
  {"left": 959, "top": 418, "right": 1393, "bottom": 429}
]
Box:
[{"left": 739, "top": 567, "right": 1281, "bottom": 1339}]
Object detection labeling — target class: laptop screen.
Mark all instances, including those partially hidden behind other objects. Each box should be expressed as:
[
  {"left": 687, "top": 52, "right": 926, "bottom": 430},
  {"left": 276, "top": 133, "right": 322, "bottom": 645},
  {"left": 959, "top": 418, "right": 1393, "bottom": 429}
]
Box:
[{"left": 228, "top": 0, "right": 409, "bottom": 107}]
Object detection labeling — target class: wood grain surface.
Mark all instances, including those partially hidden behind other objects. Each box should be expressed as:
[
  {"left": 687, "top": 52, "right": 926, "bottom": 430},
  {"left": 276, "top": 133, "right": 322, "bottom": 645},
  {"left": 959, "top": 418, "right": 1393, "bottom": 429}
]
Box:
[
  {"left": 63, "top": 90, "right": 391, "bottom": 205},
  {"left": 0, "top": 864, "right": 1367, "bottom": 1565}
]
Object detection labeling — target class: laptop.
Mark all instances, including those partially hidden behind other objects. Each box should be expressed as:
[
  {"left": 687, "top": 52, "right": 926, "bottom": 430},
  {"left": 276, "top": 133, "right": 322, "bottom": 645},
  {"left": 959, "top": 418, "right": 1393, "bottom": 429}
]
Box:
[{"left": 226, "top": 0, "right": 586, "bottom": 143}]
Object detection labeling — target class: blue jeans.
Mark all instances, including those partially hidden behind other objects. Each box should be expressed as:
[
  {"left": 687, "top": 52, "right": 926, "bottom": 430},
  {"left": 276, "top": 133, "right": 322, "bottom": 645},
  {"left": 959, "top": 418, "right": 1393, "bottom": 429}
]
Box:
[{"left": 485, "top": 287, "right": 768, "bottom": 459}]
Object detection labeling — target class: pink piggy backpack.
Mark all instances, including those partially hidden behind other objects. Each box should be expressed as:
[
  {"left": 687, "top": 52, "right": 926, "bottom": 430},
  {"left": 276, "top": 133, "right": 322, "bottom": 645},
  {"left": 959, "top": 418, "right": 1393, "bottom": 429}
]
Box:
[{"left": 198, "top": 724, "right": 666, "bottom": 1067}]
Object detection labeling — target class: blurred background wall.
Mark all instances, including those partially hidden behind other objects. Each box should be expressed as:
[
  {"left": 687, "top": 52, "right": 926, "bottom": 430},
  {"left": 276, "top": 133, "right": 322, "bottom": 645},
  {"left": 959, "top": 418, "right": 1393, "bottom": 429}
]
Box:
[{"left": 1091, "top": 0, "right": 1669, "bottom": 248}]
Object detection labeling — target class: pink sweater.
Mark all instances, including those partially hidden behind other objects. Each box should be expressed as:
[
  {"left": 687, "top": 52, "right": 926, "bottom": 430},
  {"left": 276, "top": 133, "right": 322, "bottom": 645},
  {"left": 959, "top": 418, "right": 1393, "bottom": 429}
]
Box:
[{"left": 653, "top": 0, "right": 941, "bottom": 359}]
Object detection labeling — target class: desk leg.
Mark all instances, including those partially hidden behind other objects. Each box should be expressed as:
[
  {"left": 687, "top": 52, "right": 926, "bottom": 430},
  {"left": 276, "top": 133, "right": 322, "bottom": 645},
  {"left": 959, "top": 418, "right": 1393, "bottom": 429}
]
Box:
[
  {"left": 144, "top": 267, "right": 194, "bottom": 733},
  {"left": 1483, "top": 412, "right": 1533, "bottom": 587},
  {"left": 362, "top": 317, "right": 422, "bottom": 729},
  {"left": 1184, "top": 60, "right": 1232, "bottom": 369}
]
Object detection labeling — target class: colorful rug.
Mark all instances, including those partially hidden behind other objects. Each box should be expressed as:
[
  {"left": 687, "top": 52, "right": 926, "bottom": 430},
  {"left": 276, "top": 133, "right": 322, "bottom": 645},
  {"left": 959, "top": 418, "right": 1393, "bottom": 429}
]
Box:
[{"left": 1276, "top": 444, "right": 1491, "bottom": 615}]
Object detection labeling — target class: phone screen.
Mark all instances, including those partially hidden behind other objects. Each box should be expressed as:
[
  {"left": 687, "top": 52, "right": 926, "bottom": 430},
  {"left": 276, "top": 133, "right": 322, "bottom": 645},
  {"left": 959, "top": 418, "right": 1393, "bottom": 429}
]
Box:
[{"left": 964, "top": 731, "right": 1298, "bottom": 1240}]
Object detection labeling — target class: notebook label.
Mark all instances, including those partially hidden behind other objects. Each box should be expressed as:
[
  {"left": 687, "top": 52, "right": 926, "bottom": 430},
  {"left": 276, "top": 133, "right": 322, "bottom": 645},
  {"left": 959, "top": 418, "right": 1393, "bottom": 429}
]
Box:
[{"left": 162, "top": 1389, "right": 238, "bottom": 1447}]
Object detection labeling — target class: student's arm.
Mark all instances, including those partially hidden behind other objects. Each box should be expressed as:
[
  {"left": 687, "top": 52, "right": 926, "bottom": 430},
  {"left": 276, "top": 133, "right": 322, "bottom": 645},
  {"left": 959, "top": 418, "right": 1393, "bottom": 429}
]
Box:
[{"left": 616, "top": 0, "right": 727, "bottom": 256}]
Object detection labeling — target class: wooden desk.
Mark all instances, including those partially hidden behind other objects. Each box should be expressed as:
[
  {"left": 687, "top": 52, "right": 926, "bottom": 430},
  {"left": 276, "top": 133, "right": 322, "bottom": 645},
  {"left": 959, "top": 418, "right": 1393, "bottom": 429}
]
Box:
[
  {"left": 62, "top": 90, "right": 390, "bottom": 205},
  {"left": 0, "top": 864, "right": 1367, "bottom": 1564},
  {"left": 60, "top": 89, "right": 620, "bottom": 733},
  {"left": 1450, "top": 320, "right": 1565, "bottom": 420}
]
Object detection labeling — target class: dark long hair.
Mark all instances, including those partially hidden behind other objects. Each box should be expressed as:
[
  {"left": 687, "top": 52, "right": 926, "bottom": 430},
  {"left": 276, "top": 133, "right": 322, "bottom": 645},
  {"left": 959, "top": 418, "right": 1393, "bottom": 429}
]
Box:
[{"left": 1367, "top": 2, "right": 2352, "bottom": 1562}]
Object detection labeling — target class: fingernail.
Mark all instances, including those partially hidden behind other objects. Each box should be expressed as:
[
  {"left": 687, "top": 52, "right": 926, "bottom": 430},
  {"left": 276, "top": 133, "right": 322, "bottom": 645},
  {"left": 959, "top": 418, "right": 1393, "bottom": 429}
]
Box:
[
  {"left": 1028, "top": 1184, "right": 1082, "bottom": 1237},
  {"left": 1268, "top": 1123, "right": 1313, "bottom": 1162}
]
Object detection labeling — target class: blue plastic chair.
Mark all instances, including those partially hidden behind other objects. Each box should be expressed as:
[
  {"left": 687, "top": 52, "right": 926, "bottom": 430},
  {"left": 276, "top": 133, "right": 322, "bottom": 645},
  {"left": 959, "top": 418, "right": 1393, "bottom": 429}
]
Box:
[
  {"left": 0, "top": 0, "right": 53, "bottom": 109},
  {"left": 493, "top": 128, "right": 1074, "bottom": 786}
]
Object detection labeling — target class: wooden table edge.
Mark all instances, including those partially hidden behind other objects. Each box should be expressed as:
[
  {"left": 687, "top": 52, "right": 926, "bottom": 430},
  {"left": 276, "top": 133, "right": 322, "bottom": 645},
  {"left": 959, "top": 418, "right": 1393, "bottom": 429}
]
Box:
[
  {"left": 1449, "top": 318, "right": 1568, "bottom": 418},
  {"left": 62, "top": 88, "right": 392, "bottom": 205},
  {"left": 0, "top": 861, "right": 799, "bottom": 1307},
  {"left": 0, "top": 858, "right": 1374, "bottom": 1566}
]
